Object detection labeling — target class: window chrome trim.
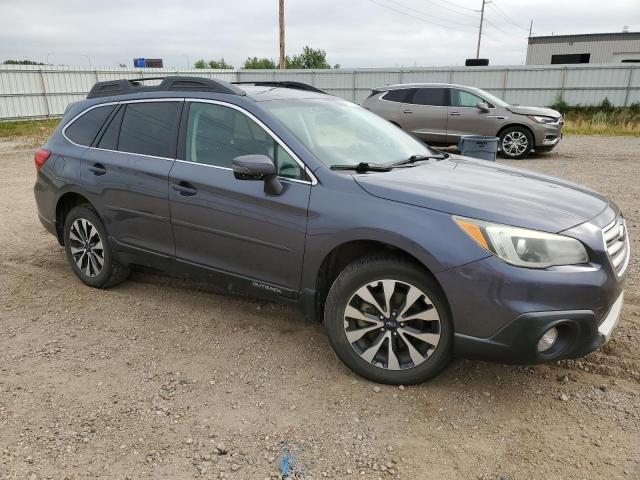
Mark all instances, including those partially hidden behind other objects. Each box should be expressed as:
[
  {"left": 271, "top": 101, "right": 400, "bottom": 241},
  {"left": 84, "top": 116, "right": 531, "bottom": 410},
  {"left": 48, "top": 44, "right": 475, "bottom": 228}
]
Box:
[
  {"left": 61, "top": 98, "right": 317, "bottom": 185},
  {"left": 185, "top": 98, "right": 317, "bottom": 185}
]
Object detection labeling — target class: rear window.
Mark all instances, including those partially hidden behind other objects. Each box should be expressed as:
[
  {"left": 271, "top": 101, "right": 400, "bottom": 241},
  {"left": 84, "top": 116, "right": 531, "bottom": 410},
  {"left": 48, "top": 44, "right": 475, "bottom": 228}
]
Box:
[
  {"left": 382, "top": 89, "right": 410, "bottom": 103},
  {"left": 118, "top": 102, "right": 181, "bottom": 158},
  {"left": 65, "top": 105, "right": 115, "bottom": 146},
  {"left": 409, "top": 88, "right": 448, "bottom": 107}
]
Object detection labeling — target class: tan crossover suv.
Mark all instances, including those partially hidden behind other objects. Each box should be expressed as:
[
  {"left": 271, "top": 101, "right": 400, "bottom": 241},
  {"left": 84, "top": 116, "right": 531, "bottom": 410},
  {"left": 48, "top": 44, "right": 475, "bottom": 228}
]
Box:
[{"left": 362, "top": 83, "right": 563, "bottom": 159}]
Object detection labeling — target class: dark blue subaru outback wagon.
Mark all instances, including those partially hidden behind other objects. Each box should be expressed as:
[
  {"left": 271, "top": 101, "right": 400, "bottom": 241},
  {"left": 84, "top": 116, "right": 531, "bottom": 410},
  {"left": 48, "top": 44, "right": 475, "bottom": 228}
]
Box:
[{"left": 34, "top": 76, "right": 628, "bottom": 384}]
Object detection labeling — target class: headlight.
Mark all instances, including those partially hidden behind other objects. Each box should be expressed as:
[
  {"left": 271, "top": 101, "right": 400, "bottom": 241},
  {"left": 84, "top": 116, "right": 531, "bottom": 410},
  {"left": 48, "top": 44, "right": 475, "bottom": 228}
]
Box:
[
  {"left": 528, "top": 115, "right": 557, "bottom": 124},
  {"left": 453, "top": 216, "right": 588, "bottom": 268}
]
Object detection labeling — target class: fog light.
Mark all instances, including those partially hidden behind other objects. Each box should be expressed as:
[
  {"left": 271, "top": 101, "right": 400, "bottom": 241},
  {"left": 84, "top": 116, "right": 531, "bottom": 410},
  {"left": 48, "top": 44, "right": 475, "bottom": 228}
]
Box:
[{"left": 537, "top": 327, "right": 558, "bottom": 352}]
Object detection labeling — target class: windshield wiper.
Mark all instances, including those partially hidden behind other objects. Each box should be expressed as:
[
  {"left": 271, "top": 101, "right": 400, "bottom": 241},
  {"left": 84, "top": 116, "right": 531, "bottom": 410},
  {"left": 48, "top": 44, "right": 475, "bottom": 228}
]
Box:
[
  {"left": 389, "top": 152, "right": 449, "bottom": 167},
  {"left": 330, "top": 162, "right": 393, "bottom": 173}
]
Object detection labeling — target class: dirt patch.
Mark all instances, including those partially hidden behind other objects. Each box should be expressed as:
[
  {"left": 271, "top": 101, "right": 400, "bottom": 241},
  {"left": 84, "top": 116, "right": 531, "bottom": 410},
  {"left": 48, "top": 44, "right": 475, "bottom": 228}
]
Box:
[{"left": 1, "top": 136, "right": 638, "bottom": 479}]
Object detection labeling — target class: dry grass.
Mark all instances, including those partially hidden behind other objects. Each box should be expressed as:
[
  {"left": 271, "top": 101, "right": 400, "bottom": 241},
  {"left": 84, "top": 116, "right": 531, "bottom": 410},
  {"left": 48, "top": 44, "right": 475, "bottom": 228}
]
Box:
[
  {"left": 562, "top": 110, "right": 640, "bottom": 136},
  {"left": 0, "top": 119, "right": 60, "bottom": 145}
]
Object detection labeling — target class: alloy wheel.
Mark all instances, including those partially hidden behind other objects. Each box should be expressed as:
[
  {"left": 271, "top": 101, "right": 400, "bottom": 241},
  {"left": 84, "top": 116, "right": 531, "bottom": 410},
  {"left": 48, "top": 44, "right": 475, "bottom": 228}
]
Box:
[
  {"left": 502, "top": 131, "right": 529, "bottom": 156},
  {"left": 68, "top": 218, "right": 104, "bottom": 278},
  {"left": 343, "top": 279, "right": 441, "bottom": 370}
]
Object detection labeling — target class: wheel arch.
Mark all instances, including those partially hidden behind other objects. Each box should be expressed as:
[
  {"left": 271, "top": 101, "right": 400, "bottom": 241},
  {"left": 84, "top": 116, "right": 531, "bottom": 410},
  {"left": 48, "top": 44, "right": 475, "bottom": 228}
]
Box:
[
  {"left": 497, "top": 123, "right": 535, "bottom": 142},
  {"left": 55, "top": 191, "right": 93, "bottom": 245},
  {"left": 310, "top": 239, "right": 449, "bottom": 324}
]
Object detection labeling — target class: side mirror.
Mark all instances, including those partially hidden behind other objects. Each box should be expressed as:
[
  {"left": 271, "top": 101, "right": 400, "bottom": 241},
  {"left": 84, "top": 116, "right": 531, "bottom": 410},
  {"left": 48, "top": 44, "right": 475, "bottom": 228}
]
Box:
[
  {"left": 476, "top": 101, "right": 490, "bottom": 112},
  {"left": 232, "top": 155, "right": 283, "bottom": 195}
]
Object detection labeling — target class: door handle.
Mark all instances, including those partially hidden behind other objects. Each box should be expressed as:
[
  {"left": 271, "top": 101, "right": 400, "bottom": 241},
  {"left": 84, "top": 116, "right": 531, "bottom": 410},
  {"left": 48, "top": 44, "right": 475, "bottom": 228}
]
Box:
[
  {"left": 172, "top": 181, "right": 197, "bottom": 196},
  {"left": 450, "top": 112, "right": 461, "bottom": 116},
  {"left": 403, "top": 109, "right": 413, "bottom": 114},
  {"left": 88, "top": 163, "right": 106, "bottom": 175}
]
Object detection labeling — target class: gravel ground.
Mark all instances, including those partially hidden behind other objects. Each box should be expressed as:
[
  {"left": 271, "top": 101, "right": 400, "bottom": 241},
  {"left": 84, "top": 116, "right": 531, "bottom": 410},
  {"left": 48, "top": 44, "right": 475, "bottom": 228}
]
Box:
[{"left": 0, "top": 135, "right": 638, "bottom": 480}]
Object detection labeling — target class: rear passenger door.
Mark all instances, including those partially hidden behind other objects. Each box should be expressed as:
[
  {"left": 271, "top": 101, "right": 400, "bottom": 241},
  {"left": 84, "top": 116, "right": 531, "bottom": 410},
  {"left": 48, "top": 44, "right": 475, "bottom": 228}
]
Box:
[
  {"left": 82, "top": 99, "right": 182, "bottom": 257},
  {"left": 399, "top": 88, "right": 449, "bottom": 143},
  {"left": 168, "top": 100, "right": 311, "bottom": 293}
]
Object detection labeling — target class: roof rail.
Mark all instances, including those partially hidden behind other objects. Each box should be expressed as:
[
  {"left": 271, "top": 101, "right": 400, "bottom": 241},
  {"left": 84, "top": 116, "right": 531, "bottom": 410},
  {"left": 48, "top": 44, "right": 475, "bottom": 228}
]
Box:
[
  {"left": 86, "top": 76, "right": 245, "bottom": 99},
  {"left": 232, "top": 81, "right": 326, "bottom": 94}
]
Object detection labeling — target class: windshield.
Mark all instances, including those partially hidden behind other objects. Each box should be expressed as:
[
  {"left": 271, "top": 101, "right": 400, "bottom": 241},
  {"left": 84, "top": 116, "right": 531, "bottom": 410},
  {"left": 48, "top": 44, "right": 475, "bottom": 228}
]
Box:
[
  {"left": 260, "top": 98, "right": 434, "bottom": 166},
  {"left": 471, "top": 87, "right": 510, "bottom": 107}
]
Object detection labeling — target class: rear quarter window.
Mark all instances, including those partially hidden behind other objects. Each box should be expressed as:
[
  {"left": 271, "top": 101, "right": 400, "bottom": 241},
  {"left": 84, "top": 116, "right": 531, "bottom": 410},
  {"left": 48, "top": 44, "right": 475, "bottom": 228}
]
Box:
[
  {"left": 382, "top": 89, "right": 410, "bottom": 103},
  {"left": 64, "top": 105, "right": 115, "bottom": 146}
]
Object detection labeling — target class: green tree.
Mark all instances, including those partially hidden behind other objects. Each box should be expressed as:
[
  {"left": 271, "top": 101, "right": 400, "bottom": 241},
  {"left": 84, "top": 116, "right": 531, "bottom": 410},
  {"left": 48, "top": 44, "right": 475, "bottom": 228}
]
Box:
[
  {"left": 285, "top": 46, "right": 331, "bottom": 69},
  {"left": 3, "top": 59, "right": 45, "bottom": 65},
  {"left": 208, "top": 58, "right": 233, "bottom": 69},
  {"left": 243, "top": 56, "right": 277, "bottom": 69},
  {"left": 193, "top": 58, "right": 233, "bottom": 69}
]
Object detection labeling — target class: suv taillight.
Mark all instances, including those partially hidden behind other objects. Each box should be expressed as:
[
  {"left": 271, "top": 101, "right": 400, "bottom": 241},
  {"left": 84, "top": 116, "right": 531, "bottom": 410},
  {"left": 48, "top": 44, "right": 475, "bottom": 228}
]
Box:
[{"left": 34, "top": 148, "right": 51, "bottom": 171}]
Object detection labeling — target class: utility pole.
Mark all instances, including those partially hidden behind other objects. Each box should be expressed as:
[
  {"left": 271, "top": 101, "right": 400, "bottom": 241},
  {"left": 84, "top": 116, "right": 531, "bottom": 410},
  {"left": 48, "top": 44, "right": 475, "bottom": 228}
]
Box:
[
  {"left": 475, "top": 0, "right": 486, "bottom": 58},
  {"left": 279, "top": 0, "right": 286, "bottom": 69},
  {"left": 529, "top": 20, "right": 533, "bottom": 38}
]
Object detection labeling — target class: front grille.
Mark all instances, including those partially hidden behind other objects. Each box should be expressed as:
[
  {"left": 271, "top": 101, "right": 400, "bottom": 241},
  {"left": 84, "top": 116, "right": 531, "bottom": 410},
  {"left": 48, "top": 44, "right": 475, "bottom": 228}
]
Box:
[{"left": 602, "top": 216, "right": 630, "bottom": 277}]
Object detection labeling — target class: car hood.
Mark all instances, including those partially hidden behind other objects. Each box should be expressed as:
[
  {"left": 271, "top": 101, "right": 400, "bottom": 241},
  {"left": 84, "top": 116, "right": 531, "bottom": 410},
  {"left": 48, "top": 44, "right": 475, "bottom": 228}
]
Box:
[
  {"left": 507, "top": 105, "right": 561, "bottom": 119},
  {"left": 354, "top": 155, "right": 609, "bottom": 232}
]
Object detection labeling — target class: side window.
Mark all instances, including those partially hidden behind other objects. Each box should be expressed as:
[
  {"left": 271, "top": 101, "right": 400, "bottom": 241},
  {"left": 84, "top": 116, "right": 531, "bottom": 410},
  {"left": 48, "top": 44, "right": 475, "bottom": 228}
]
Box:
[
  {"left": 118, "top": 102, "right": 181, "bottom": 158},
  {"left": 382, "top": 89, "right": 410, "bottom": 103},
  {"left": 186, "top": 102, "right": 305, "bottom": 180},
  {"left": 451, "top": 89, "right": 487, "bottom": 108},
  {"left": 65, "top": 105, "right": 115, "bottom": 146},
  {"left": 409, "top": 88, "right": 448, "bottom": 106},
  {"left": 96, "top": 105, "right": 124, "bottom": 150}
]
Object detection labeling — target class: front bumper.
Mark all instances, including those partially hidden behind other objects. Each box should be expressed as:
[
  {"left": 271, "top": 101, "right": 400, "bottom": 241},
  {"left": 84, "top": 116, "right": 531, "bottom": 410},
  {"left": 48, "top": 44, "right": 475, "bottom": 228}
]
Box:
[
  {"left": 532, "top": 121, "right": 563, "bottom": 148},
  {"left": 437, "top": 206, "right": 626, "bottom": 364},
  {"left": 453, "top": 291, "right": 624, "bottom": 364}
]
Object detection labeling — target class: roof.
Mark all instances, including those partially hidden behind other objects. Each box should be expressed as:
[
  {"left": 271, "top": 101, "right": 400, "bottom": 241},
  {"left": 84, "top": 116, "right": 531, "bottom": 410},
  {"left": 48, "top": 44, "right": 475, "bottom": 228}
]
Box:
[
  {"left": 528, "top": 32, "right": 640, "bottom": 45},
  {"left": 237, "top": 84, "right": 332, "bottom": 102},
  {"left": 383, "top": 83, "right": 472, "bottom": 90}
]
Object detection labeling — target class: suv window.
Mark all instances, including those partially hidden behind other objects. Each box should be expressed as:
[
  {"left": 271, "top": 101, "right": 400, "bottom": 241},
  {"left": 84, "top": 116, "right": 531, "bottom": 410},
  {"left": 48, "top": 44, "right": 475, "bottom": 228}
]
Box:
[
  {"left": 408, "top": 88, "right": 448, "bottom": 107},
  {"left": 118, "top": 102, "right": 181, "bottom": 158},
  {"left": 65, "top": 105, "right": 115, "bottom": 146},
  {"left": 185, "top": 102, "right": 305, "bottom": 180},
  {"left": 382, "top": 89, "right": 410, "bottom": 103},
  {"left": 96, "top": 105, "right": 124, "bottom": 150},
  {"left": 451, "top": 89, "right": 488, "bottom": 108}
]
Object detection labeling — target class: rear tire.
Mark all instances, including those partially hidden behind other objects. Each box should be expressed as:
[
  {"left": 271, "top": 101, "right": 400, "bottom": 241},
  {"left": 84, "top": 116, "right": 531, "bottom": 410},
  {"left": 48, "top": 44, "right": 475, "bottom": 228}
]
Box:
[
  {"left": 324, "top": 255, "right": 453, "bottom": 384},
  {"left": 499, "top": 126, "right": 533, "bottom": 159},
  {"left": 63, "top": 205, "right": 129, "bottom": 288}
]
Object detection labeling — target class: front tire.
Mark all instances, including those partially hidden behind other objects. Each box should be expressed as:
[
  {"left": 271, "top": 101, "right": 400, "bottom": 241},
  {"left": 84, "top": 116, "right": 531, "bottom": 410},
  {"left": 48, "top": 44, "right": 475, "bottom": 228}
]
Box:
[
  {"left": 324, "top": 256, "right": 453, "bottom": 384},
  {"left": 499, "top": 126, "right": 533, "bottom": 159},
  {"left": 63, "top": 205, "right": 130, "bottom": 288}
]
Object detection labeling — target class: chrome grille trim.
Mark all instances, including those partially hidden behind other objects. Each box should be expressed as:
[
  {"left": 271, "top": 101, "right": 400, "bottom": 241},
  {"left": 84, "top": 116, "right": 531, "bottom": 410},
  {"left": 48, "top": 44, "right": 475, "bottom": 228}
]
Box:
[{"left": 602, "top": 216, "right": 630, "bottom": 277}]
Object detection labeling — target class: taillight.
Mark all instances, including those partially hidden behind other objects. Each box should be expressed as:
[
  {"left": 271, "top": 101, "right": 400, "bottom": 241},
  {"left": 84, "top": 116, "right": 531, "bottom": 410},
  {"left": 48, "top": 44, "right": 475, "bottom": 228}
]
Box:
[{"left": 34, "top": 148, "right": 51, "bottom": 171}]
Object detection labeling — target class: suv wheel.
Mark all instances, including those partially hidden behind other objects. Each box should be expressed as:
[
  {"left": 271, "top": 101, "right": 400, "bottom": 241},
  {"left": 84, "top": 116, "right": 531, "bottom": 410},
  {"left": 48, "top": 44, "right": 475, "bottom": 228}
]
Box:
[
  {"left": 324, "top": 256, "right": 452, "bottom": 384},
  {"left": 499, "top": 126, "right": 533, "bottom": 159},
  {"left": 63, "top": 205, "right": 130, "bottom": 288}
]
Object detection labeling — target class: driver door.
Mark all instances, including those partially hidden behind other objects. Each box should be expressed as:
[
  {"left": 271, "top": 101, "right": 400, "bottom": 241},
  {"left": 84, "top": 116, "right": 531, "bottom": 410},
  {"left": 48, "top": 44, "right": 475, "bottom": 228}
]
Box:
[
  {"left": 446, "top": 88, "right": 499, "bottom": 142},
  {"left": 168, "top": 100, "right": 312, "bottom": 292}
]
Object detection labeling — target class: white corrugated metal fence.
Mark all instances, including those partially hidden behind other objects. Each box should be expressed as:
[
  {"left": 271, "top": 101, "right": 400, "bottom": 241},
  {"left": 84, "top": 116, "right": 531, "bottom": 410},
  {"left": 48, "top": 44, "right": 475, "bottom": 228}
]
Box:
[{"left": 1, "top": 63, "right": 638, "bottom": 121}]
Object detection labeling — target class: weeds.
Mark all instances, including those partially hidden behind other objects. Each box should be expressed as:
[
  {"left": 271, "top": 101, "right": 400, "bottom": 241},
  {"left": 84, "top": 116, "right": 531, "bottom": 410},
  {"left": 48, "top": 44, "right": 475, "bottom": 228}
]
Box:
[
  {"left": 0, "top": 118, "right": 60, "bottom": 143},
  {"left": 550, "top": 98, "right": 640, "bottom": 136}
]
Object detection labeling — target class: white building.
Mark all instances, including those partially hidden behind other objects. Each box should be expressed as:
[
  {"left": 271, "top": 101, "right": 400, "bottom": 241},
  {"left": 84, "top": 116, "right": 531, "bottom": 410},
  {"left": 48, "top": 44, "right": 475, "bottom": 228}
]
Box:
[{"left": 526, "top": 32, "right": 640, "bottom": 65}]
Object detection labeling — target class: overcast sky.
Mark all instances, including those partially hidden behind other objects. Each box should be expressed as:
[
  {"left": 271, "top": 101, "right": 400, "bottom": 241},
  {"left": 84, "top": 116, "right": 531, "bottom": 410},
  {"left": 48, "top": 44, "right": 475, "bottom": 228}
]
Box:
[{"left": 1, "top": 0, "right": 639, "bottom": 69}]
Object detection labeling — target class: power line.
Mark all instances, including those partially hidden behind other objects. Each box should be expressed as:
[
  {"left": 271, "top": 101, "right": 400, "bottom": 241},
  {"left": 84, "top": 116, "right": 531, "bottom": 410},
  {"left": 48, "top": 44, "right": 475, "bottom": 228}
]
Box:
[
  {"left": 420, "top": 0, "right": 480, "bottom": 20},
  {"left": 383, "top": 0, "right": 477, "bottom": 27},
  {"left": 488, "top": 1, "right": 530, "bottom": 31},
  {"left": 365, "top": 0, "right": 476, "bottom": 32},
  {"left": 433, "top": 0, "right": 478, "bottom": 12}
]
